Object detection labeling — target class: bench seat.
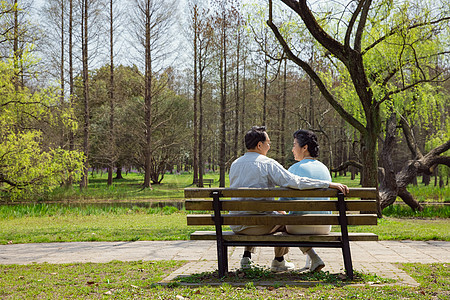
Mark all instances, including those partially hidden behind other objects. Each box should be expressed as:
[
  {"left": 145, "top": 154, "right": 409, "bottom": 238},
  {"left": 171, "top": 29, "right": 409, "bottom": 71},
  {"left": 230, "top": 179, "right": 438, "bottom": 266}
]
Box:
[
  {"left": 187, "top": 213, "right": 377, "bottom": 226},
  {"left": 190, "top": 231, "right": 379, "bottom": 242}
]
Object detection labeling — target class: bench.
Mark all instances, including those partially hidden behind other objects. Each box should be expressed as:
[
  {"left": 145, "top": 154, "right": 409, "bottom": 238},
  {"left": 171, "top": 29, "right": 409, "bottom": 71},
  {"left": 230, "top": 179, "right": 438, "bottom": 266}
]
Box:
[
  {"left": 197, "top": 178, "right": 214, "bottom": 187},
  {"left": 185, "top": 187, "right": 378, "bottom": 279}
]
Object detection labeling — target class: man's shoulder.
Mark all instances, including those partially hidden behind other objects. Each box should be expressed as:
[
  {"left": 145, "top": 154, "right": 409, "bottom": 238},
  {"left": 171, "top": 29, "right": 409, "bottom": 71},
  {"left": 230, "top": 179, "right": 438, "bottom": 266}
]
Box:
[{"left": 231, "top": 153, "right": 278, "bottom": 167}]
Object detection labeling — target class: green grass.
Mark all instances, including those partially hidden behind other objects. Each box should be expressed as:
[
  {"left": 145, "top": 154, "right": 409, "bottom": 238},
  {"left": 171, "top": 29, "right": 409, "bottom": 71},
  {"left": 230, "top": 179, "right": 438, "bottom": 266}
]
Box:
[
  {"left": 382, "top": 204, "right": 450, "bottom": 218},
  {"left": 1, "top": 206, "right": 449, "bottom": 244},
  {"left": 0, "top": 262, "right": 448, "bottom": 299},
  {"left": 0, "top": 260, "right": 184, "bottom": 299},
  {"left": 176, "top": 264, "right": 394, "bottom": 285},
  {"left": 5, "top": 171, "right": 446, "bottom": 203},
  {"left": 346, "top": 217, "right": 450, "bottom": 241},
  {"left": 407, "top": 184, "right": 450, "bottom": 203},
  {"left": 40, "top": 172, "right": 223, "bottom": 203}
]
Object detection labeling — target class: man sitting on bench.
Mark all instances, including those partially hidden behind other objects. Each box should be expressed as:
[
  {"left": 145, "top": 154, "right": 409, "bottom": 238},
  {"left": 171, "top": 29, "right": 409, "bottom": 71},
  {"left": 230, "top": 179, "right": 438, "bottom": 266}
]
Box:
[{"left": 229, "top": 126, "right": 349, "bottom": 272}]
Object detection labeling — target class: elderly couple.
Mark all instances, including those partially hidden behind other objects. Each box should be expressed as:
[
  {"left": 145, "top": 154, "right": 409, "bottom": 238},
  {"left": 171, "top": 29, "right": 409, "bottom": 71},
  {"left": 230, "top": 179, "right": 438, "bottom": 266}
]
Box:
[{"left": 229, "top": 126, "right": 349, "bottom": 273}]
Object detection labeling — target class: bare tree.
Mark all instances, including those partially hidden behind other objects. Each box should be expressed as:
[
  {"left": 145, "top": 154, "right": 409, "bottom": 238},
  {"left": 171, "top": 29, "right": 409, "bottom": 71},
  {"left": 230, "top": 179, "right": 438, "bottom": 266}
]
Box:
[
  {"left": 190, "top": 1, "right": 200, "bottom": 185},
  {"left": 105, "top": 0, "right": 124, "bottom": 186},
  {"left": 130, "top": 0, "right": 177, "bottom": 189}
]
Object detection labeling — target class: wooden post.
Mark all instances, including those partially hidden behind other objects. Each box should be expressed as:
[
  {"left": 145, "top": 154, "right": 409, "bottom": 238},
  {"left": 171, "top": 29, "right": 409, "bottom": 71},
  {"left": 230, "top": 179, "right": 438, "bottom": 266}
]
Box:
[
  {"left": 337, "top": 191, "right": 354, "bottom": 279},
  {"left": 212, "top": 191, "right": 227, "bottom": 277}
]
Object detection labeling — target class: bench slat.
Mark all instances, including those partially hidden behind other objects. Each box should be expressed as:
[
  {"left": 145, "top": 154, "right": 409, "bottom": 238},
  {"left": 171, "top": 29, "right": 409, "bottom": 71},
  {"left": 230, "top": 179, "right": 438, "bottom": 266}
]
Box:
[
  {"left": 187, "top": 213, "right": 377, "bottom": 226},
  {"left": 184, "top": 187, "right": 377, "bottom": 199},
  {"left": 185, "top": 199, "right": 377, "bottom": 211},
  {"left": 190, "top": 231, "right": 378, "bottom": 242}
]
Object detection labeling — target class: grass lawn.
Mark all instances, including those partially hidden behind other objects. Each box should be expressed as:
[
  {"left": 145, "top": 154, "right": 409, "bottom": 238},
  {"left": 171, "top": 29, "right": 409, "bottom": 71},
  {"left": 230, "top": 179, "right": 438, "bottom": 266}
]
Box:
[
  {"left": 17, "top": 171, "right": 447, "bottom": 203},
  {"left": 0, "top": 172, "right": 448, "bottom": 298},
  {"left": 1, "top": 207, "right": 449, "bottom": 244},
  {"left": 0, "top": 261, "right": 448, "bottom": 299}
]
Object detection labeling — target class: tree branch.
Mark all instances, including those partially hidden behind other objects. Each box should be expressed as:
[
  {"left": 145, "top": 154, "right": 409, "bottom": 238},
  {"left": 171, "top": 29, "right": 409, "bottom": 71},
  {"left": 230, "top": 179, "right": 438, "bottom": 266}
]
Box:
[
  {"left": 330, "top": 160, "right": 363, "bottom": 172},
  {"left": 279, "top": 0, "right": 347, "bottom": 62},
  {"left": 354, "top": 0, "right": 372, "bottom": 52},
  {"left": 399, "top": 114, "right": 423, "bottom": 159},
  {"left": 379, "top": 72, "right": 448, "bottom": 105},
  {"left": 363, "top": 16, "right": 450, "bottom": 56},
  {"left": 266, "top": 5, "right": 366, "bottom": 134},
  {"left": 344, "top": 0, "right": 365, "bottom": 48}
]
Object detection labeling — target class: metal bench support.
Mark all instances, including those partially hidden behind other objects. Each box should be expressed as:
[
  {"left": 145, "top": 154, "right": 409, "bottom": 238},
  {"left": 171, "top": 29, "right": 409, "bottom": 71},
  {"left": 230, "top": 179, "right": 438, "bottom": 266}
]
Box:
[
  {"left": 212, "top": 191, "right": 228, "bottom": 277},
  {"left": 337, "top": 191, "right": 354, "bottom": 279}
]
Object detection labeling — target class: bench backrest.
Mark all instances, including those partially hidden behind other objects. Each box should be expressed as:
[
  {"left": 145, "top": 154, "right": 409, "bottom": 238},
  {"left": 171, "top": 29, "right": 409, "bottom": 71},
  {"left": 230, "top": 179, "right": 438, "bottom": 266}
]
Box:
[{"left": 185, "top": 187, "right": 378, "bottom": 227}]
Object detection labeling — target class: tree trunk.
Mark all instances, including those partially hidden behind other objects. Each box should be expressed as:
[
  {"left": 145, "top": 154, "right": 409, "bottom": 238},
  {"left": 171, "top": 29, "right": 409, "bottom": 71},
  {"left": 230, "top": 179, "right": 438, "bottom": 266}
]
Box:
[
  {"left": 67, "top": 0, "right": 74, "bottom": 186},
  {"left": 13, "top": 0, "right": 19, "bottom": 90},
  {"left": 192, "top": 5, "right": 199, "bottom": 185},
  {"left": 378, "top": 112, "right": 399, "bottom": 208},
  {"left": 143, "top": 1, "right": 152, "bottom": 189},
  {"left": 379, "top": 113, "right": 450, "bottom": 211},
  {"left": 280, "top": 57, "right": 287, "bottom": 166},
  {"left": 198, "top": 52, "right": 204, "bottom": 188},
  {"left": 219, "top": 11, "right": 227, "bottom": 188},
  {"left": 241, "top": 57, "right": 246, "bottom": 154},
  {"left": 60, "top": 0, "right": 65, "bottom": 121},
  {"left": 233, "top": 26, "right": 241, "bottom": 162},
  {"left": 107, "top": 0, "right": 115, "bottom": 186},
  {"left": 80, "top": 0, "right": 90, "bottom": 189},
  {"left": 115, "top": 165, "right": 123, "bottom": 179}
]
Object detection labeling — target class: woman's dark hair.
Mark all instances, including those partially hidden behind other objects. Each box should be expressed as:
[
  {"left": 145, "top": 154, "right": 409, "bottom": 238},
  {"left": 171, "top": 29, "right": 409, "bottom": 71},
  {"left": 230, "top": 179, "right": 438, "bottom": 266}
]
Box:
[
  {"left": 245, "top": 126, "right": 267, "bottom": 150},
  {"left": 293, "top": 129, "right": 319, "bottom": 157}
]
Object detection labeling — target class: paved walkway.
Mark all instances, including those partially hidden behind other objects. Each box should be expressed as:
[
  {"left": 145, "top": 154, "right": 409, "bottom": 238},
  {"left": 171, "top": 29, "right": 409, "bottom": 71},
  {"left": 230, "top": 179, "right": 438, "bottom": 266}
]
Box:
[{"left": 1, "top": 240, "right": 449, "bottom": 286}]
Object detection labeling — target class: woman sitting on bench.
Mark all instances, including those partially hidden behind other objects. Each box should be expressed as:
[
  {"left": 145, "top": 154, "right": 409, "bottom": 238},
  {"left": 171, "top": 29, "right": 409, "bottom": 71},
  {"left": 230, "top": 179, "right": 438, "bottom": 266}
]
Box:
[{"left": 286, "top": 129, "right": 332, "bottom": 272}]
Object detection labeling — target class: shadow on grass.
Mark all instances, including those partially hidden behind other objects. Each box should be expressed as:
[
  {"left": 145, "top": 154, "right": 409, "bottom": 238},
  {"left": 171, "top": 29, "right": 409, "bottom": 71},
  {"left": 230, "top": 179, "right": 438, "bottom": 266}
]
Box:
[{"left": 171, "top": 265, "right": 395, "bottom": 287}]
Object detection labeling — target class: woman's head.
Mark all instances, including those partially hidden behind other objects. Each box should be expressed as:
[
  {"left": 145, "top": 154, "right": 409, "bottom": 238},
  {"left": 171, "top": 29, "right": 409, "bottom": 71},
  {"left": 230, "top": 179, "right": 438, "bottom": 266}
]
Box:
[{"left": 292, "top": 129, "right": 319, "bottom": 159}]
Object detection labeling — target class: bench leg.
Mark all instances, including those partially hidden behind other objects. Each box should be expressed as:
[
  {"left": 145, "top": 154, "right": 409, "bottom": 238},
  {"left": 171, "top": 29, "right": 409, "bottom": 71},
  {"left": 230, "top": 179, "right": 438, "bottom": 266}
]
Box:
[
  {"left": 342, "top": 241, "right": 354, "bottom": 280},
  {"left": 337, "top": 191, "right": 354, "bottom": 279},
  {"left": 217, "top": 243, "right": 228, "bottom": 278}
]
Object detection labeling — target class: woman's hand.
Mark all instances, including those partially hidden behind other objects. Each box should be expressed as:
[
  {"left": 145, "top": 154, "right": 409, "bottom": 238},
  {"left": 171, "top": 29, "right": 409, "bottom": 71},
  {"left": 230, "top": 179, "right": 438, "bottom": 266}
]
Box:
[{"left": 329, "top": 182, "right": 349, "bottom": 195}]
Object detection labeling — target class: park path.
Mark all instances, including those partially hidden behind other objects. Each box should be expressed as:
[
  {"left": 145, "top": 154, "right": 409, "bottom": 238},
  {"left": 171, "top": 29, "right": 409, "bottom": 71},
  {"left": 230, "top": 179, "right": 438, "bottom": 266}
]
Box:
[{"left": 1, "top": 240, "right": 449, "bottom": 286}]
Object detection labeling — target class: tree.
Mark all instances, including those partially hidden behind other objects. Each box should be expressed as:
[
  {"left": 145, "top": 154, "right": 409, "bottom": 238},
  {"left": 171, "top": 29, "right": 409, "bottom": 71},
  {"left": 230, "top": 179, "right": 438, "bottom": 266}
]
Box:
[
  {"left": 266, "top": 0, "right": 450, "bottom": 190},
  {"left": 79, "top": 0, "right": 89, "bottom": 189},
  {"left": 0, "top": 55, "right": 83, "bottom": 201},
  {"left": 130, "top": 0, "right": 177, "bottom": 189},
  {"left": 379, "top": 111, "right": 450, "bottom": 210},
  {"left": 105, "top": 0, "right": 124, "bottom": 185}
]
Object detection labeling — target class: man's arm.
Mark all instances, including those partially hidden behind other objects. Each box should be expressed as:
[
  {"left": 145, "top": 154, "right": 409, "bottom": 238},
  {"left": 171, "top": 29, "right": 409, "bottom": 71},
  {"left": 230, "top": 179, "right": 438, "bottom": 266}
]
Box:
[{"left": 268, "top": 160, "right": 349, "bottom": 194}]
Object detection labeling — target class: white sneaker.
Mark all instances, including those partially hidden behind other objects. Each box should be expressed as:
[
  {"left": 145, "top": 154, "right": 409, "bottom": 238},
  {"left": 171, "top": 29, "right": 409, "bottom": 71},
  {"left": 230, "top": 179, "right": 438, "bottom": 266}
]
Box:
[
  {"left": 240, "top": 257, "right": 253, "bottom": 269},
  {"left": 309, "top": 256, "right": 325, "bottom": 272},
  {"left": 271, "top": 259, "right": 295, "bottom": 272},
  {"left": 297, "top": 254, "right": 311, "bottom": 272}
]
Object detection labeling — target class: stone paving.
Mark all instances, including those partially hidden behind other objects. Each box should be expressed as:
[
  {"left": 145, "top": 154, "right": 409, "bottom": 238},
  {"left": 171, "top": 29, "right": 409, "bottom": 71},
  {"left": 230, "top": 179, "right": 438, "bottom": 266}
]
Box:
[{"left": 1, "top": 240, "right": 449, "bottom": 286}]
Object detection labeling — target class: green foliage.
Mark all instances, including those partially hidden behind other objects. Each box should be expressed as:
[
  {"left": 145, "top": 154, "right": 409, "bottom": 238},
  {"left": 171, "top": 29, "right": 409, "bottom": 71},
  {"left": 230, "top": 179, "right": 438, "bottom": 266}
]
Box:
[
  {"left": 0, "top": 56, "right": 84, "bottom": 201},
  {"left": 383, "top": 205, "right": 450, "bottom": 218}
]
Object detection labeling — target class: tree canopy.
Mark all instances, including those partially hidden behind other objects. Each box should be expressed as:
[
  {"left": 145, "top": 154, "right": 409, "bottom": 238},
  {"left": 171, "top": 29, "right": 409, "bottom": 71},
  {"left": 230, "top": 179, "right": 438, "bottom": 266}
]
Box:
[{"left": 0, "top": 54, "right": 83, "bottom": 200}]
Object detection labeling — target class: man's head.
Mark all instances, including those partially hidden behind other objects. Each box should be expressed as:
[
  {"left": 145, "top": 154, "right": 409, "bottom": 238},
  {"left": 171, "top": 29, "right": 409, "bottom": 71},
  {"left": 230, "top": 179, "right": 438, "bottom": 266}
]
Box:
[{"left": 245, "top": 126, "right": 271, "bottom": 155}]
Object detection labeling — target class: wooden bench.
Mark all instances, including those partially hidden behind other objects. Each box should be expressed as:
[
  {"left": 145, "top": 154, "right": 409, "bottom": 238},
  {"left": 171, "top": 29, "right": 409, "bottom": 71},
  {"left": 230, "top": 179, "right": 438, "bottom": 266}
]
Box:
[
  {"left": 197, "top": 178, "right": 214, "bottom": 187},
  {"left": 185, "top": 187, "right": 378, "bottom": 279}
]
